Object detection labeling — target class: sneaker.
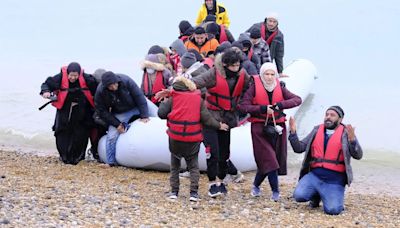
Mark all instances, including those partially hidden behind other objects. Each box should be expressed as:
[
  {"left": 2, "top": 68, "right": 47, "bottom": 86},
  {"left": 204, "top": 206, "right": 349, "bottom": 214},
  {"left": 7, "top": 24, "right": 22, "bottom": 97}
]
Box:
[
  {"left": 271, "top": 191, "right": 280, "bottom": 202},
  {"left": 208, "top": 184, "right": 221, "bottom": 197},
  {"left": 232, "top": 171, "right": 244, "bottom": 183},
  {"left": 189, "top": 191, "right": 200, "bottom": 202},
  {"left": 219, "top": 183, "right": 228, "bottom": 194},
  {"left": 251, "top": 185, "right": 261, "bottom": 197},
  {"left": 167, "top": 192, "right": 178, "bottom": 200},
  {"left": 179, "top": 171, "right": 190, "bottom": 178}
]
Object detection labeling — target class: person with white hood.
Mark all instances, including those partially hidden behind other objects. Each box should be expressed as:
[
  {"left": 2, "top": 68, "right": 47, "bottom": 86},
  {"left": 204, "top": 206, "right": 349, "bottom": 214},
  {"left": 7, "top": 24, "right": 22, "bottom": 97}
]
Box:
[{"left": 238, "top": 62, "right": 301, "bottom": 200}]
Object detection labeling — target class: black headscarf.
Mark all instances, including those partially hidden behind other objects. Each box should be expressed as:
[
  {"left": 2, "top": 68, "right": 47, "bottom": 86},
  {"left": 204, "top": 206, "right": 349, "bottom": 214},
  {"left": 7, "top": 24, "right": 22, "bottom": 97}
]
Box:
[{"left": 67, "top": 62, "right": 81, "bottom": 74}]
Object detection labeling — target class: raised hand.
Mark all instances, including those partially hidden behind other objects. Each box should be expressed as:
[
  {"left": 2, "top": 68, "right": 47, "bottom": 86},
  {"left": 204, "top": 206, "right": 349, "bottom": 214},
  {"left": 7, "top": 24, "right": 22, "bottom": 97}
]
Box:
[
  {"left": 289, "top": 116, "right": 296, "bottom": 134},
  {"left": 155, "top": 89, "right": 171, "bottom": 102},
  {"left": 346, "top": 124, "right": 356, "bottom": 142},
  {"left": 219, "top": 122, "right": 229, "bottom": 131}
]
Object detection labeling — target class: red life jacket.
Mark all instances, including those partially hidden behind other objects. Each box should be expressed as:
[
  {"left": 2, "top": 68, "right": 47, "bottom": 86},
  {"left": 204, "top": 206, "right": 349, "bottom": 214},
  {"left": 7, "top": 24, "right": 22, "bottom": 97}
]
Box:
[
  {"left": 206, "top": 69, "right": 245, "bottom": 111},
  {"left": 52, "top": 66, "right": 95, "bottom": 109},
  {"left": 167, "top": 90, "right": 203, "bottom": 142},
  {"left": 261, "top": 23, "right": 266, "bottom": 41},
  {"left": 248, "top": 76, "right": 285, "bottom": 123},
  {"left": 260, "top": 23, "right": 278, "bottom": 46},
  {"left": 310, "top": 124, "right": 346, "bottom": 173},
  {"left": 219, "top": 25, "right": 228, "bottom": 43},
  {"left": 142, "top": 71, "right": 166, "bottom": 104},
  {"left": 247, "top": 48, "right": 254, "bottom": 61},
  {"left": 203, "top": 57, "right": 214, "bottom": 68},
  {"left": 169, "top": 53, "right": 181, "bottom": 71},
  {"left": 180, "top": 35, "right": 190, "bottom": 43}
]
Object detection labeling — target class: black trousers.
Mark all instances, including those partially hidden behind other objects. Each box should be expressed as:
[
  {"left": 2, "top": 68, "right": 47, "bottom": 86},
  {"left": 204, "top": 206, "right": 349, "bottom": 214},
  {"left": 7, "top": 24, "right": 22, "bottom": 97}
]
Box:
[{"left": 203, "top": 127, "right": 231, "bottom": 181}]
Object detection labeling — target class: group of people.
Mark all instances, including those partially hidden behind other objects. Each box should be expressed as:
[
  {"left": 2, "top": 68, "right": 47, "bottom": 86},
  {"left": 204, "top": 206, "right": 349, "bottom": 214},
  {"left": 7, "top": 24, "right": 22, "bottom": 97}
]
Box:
[{"left": 39, "top": 0, "right": 363, "bottom": 215}]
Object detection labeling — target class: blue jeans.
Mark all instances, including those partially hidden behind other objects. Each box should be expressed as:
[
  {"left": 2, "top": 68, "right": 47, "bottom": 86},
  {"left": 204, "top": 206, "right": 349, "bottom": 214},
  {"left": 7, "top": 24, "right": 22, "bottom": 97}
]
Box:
[
  {"left": 105, "top": 108, "right": 140, "bottom": 165},
  {"left": 293, "top": 172, "right": 345, "bottom": 215}
]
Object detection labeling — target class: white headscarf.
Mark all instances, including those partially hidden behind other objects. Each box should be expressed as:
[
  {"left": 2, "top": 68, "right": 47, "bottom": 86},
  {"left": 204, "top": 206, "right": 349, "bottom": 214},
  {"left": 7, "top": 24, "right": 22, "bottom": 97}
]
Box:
[{"left": 259, "top": 62, "right": 278, "bottom": 92}]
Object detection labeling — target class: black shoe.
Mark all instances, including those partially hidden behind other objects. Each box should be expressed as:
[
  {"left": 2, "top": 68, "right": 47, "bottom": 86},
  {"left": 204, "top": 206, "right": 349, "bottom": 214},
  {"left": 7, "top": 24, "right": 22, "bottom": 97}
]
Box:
[
  {"left": 208, "top": 184, "right": 221, "bottom": 197},
  {"left": 219, "top": 183, "right": 228, "bottom": 194},
  {"left": 189, "top": 191, "right": 199, "bottom": 202},
  {"left": 309, "top": 198, "right": 320, "bottom": 208}
]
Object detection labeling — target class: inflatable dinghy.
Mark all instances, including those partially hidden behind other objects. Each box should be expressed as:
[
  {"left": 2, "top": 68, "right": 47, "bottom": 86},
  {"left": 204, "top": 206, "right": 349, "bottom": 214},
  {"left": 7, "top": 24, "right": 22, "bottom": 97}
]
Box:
[{"left": 98, "top": 59, "right": 317, "bottom": 171}]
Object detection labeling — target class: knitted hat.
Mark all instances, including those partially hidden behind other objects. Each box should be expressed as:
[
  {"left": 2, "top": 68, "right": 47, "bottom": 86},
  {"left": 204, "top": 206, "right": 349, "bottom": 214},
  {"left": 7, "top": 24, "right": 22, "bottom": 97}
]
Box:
[
  {"left": 180, "top": 52, "right": 197, "bottom": 69},
  {"left": 206, "top": 23, "right": 220, "bottom": 36},
  {"left": 179, "top": 20, "right": 193, "bottom": 34},
  {"left": 93, "top": 68, "right": 106, "bottom": 83},
  {"left": 327, "top": 106, "right": 345, "bottom": 118},
  {"left": 147, "top": 45, "right": 164, "bottom": 55},
  {"left": 67, "top": 62, "right": 81, "bottom": 74},
  {"left": 266, "top": 12, "right": 279, "bottom": 21},
  {"left": 249, "top": 27, "right": 261, "bottom": 39},
  {"left": 215, "top": 41, "right": 232, "bottom": 55},
  {"left": 101, "top": 71, "right": 120, "bottom": 86}
]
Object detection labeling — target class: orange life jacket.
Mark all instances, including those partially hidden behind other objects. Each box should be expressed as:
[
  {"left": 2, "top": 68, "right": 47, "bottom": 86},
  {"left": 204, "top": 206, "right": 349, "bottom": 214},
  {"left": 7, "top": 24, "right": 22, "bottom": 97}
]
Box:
[
  {"left": 310, "top": 124, "right": 346, "bottom": 173},
  {"left": 219, "top": 25, "right": 228, "bottom": 43},
  {"left": 52, "top": 66, "right": 95, "bottom": 109},
  {"left": 167, "top": 90, "right": 203, "bottom": 142},
  {"left": 206, "top": 69, "right": 245, "bottom": 111},
  {"left": 248, "top": 76, "right": 285, "bottom": 123},
  {"left": 142, "top": 71, "right": 166, "bottom": 104}
]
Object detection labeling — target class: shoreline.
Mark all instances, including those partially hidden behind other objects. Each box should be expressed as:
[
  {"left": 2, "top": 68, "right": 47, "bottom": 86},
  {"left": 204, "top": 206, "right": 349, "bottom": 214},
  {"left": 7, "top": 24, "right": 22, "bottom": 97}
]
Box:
[{"left": 1, "top": 150, "right": 400, "bottom": 227}]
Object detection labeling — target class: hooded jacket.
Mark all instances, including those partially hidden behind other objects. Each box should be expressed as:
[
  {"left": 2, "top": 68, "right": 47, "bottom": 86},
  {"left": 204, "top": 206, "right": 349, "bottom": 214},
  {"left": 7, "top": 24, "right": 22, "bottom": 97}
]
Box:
[
  {"left": 191, "top": 54, "right": 251, "bottom": 128},
  {"left": 195, "top": 1, "right": 230, "bottom": 28},
  {"left": 94, "top": 74, "right": 149, "bottom": 128},
  {"left": 247, "top": 22, "right": 284, "bottom": 73}
]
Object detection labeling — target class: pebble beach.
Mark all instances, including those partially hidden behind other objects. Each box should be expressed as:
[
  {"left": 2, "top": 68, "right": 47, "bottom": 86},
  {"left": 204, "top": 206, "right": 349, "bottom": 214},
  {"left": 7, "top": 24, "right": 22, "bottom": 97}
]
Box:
[{"left": 1, "top": 150, "right": 399, "bottom": 227}]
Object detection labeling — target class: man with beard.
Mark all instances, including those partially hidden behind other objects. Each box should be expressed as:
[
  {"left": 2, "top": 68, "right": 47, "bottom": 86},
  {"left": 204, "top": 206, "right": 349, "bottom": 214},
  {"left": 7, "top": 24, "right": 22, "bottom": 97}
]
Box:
[
  {"left": 247, "top": 12, "right": 285, "bottom": 76},
  {"left": 184, "top": 26, "right": 219, "bottom": 58},
  {"left": 288, "top": 106, "right": 363, "bottom": 215}
]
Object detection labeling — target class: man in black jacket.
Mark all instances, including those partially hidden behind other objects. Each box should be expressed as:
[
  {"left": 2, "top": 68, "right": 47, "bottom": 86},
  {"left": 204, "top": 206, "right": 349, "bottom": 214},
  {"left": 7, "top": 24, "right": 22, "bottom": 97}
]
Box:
[{"left": 95, "top": 71, "right": 149, "bottom": 166}]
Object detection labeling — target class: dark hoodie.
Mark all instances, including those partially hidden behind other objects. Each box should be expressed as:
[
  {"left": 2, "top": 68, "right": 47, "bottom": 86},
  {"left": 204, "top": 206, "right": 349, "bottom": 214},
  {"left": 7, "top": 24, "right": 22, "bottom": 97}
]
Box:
[{"left": 94, "top": 74, "right": 149, "bottom": 127}]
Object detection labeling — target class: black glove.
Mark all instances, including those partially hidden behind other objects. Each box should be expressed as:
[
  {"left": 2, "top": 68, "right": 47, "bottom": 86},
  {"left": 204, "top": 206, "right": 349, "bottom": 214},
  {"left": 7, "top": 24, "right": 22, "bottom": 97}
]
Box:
[{"left": 260, "top": 105, "right": 268, "bottom": 113}]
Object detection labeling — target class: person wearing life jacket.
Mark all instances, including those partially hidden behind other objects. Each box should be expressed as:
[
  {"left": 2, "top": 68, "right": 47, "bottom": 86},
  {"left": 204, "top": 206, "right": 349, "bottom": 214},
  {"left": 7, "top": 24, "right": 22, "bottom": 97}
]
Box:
[
  {"left": 247, "top": 12, "right": 285, "bottom": 75},
  {"left": 238, "top": 32, "right": 261, "bottom": 71},
  {"left": 141, "top": 53, "right": 173, "bottom": 106},
  {"left": 158, "top": 76, "right": 229, "bottom": 202},
  {"left": 178, "top": 20, "right": 194, "bottom": 43},
  {"left": 195, "top": 0, "right": 230, "bottom": 28},
  {"left": 40, "top": 62, "right": 98, "bottom": 165},
  {"left": 169, "top": 39, "right": 187, "bottom": 76},
  {"left": 184, "top": 26, "right": 219, "bottom": 58},
  {"left": 238, "top": 62, "right": 301, "bottom": 201},
  {"left": 190, "top": 48, "right": 251, "bottom": 197},
  {"left": 95, "top": 71, "right": 150, "bottom": 167},
  {"left": 288, "top": 106, "right": 363, "bottom": 215},
  {"left": 205, "top": 22, "right": 235, "bottom": 44}
]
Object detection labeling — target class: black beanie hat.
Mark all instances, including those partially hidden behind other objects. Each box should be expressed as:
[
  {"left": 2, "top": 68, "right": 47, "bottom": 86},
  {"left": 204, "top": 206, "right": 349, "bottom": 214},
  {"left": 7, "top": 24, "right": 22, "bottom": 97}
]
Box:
[
  {"left": 181, "top": 52, "right": 197, "bottom": 69},
  {"left": 67, "top": 62, "right": 81, "bottom": 74},
  {"left": 147, "top": 45, "right": 164, "bottom": 55},
  {"left": 327, "top": 106, "right": 345, "bottom": 118},
  {"left": 249, "top": 27, "right": 262, "bottom": 39},
  {"left": 194, "top": 26, "right": 206, "bottom": 35},
  {"left": 179, "top": 20, "right": 193, "bottom": 34},
  {"left": 101, "top": 71, "right": 120, "bottom": 87},
  {"left": 206, "top": 23, "right": 220, "bottom": 36},
  {"left": 187, "top": 48, "right": 204, "bottom": 62}
]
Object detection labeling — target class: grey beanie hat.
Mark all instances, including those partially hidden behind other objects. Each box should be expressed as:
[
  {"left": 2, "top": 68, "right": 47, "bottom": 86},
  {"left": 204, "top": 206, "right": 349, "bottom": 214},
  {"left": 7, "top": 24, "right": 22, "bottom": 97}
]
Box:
[
  {"left": 327, "top": 106, "right": 345, "bottom": 118},
  {"left": 180, "top": 52, "right": 197, "bottom": 69}
]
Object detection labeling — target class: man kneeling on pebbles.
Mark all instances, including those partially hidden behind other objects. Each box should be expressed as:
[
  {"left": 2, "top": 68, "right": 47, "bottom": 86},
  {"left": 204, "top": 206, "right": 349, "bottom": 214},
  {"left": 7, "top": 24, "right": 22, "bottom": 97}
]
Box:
[{"left": 289, "top": 106, "right": 363, "bottom": 215}]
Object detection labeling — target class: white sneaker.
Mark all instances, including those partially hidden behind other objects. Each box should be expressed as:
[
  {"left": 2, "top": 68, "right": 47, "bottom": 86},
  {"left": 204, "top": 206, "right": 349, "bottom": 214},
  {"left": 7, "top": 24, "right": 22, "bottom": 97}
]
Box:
[
  {"left": 179, "top": 171, "right": 190, "bottom": 178},
  {"left": 167, "top": 192, "right": 178, "bottom": 200},
  {"left": 232, "top": 171, "right": 244, "bottom": 183}
]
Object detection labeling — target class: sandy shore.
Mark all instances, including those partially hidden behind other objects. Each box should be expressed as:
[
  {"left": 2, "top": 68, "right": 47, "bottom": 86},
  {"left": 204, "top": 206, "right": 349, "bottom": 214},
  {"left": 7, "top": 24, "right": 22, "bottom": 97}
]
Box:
[{"left": 1, "top": 150, "right": 399, "bottom": 227}]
